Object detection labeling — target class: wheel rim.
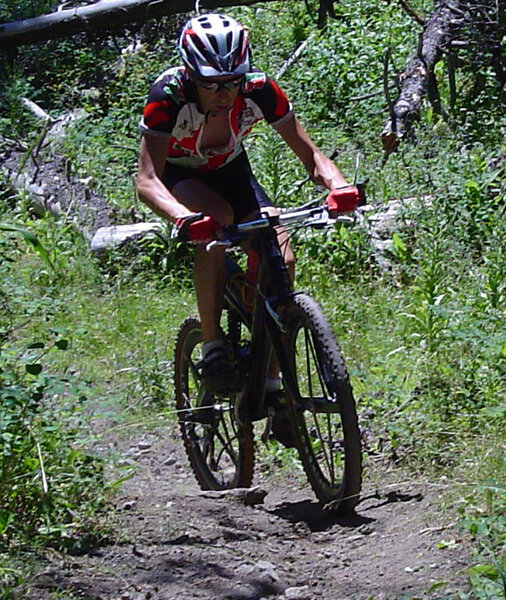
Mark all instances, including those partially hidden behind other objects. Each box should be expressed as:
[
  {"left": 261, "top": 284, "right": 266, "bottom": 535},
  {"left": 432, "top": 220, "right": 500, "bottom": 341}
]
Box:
[
  {"left": 288, "top": 316, "right": 347, "bottom": 498},
  {"left": 176, "top": 326, "right": 250, "bottom": 489}
]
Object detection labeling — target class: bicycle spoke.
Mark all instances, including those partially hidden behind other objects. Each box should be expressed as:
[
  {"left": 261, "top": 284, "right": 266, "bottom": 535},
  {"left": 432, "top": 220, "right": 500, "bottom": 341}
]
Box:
[
  {"left": 284, "top": 294, "right": 361, "bottom": 509},
  {"left": 175, "top": 316, "right": 254, "bottom": 490},
  {"left": 215, "top": 414, "right": 238, "bottom": 463}
]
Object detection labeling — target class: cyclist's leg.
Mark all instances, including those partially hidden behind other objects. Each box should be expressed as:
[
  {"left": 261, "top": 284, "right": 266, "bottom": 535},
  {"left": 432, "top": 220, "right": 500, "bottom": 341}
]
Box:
[
  {"left": 221, "top": 153, "right": 294, "bottom": 278},
  {"left": 171, "top": 178, "right": 234, "bottom": 344}
]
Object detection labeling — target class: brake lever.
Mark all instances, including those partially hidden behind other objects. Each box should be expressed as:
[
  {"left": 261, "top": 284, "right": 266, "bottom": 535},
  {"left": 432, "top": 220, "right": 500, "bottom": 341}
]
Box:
[
  {"left": 302, "top": 208, "right": 356, "bottom": 229},
  {"left": 206, "top": 240, "right": 232, "bottom": 252}
]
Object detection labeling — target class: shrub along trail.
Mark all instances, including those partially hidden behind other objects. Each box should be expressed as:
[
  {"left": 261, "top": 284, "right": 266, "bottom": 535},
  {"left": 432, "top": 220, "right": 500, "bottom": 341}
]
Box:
[{"left": 22, "top": 421, "right": 470, "bottom": 600}]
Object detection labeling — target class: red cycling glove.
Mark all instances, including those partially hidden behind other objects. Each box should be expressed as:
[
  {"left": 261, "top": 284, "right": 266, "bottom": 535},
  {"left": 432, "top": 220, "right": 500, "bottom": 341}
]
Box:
[
  {"left": 325, "top": 186, "right": 360, "bottom": 217},
  {"left": 176, "top": 214, "right": 220, "bottom": 242}
]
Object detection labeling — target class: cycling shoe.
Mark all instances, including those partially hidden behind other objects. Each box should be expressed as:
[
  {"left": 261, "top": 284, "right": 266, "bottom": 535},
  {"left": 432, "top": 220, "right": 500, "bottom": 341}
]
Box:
[
  {"left": 265, "top": 391, "right": 297, "bottom": 449},
  {"left": 199, "top": 346, "right": 238, "bottom": 394}
]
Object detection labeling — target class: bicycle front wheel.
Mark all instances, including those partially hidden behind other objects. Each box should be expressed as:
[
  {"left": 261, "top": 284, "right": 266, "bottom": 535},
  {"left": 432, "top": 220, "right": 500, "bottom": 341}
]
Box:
[
  {"left": 282, "top": 294, "right": 362, "bottom": 512},
  {"left": 174, "top": 316, "right": 254, "bottom": 490}
]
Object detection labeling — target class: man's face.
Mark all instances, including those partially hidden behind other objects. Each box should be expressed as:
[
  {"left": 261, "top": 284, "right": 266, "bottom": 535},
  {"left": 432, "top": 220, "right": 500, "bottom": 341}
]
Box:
[{"left": 193, "top": 75, "right": 243, "bottom": 114}]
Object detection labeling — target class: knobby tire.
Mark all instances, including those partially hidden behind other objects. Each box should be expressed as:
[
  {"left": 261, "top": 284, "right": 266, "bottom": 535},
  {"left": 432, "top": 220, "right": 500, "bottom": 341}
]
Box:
[{"left": 282, "top": 294, "right": 362, "bottom": 512}]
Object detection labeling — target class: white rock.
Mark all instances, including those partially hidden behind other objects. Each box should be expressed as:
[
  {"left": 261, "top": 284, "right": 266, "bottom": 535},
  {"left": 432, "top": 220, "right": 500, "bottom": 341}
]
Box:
[{"left": 283, "top": 585, "right": 312, "bottom": 600}]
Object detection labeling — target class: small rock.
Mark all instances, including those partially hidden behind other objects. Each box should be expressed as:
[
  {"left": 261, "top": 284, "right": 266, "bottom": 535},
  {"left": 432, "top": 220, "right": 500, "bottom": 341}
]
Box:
[
  {"left": 236, "top": 563, "right": 256, "bottom": 577},
  {"left": 163, "top": 454, "right": 177, "bottom": 466},
  {"left": 283, "top": 585, "right": 311, "bottom": 600},
  {"left": 358, "top": 524, "right": 374, "bottom": 535},
  {"left": 235, "top": 561, "right": 284, "bottom": 596},
  {"left": 221, "top": 527, "right": 257, "bottom": 541},
  {"left": 137, "top": 440, "right": 152, "bottom": 450},
  {"left": 256, "top": 560, "right": 280, "bottom": 583},
  {"left": 199, "top": 486, "right": 268, "bottom": 506}
]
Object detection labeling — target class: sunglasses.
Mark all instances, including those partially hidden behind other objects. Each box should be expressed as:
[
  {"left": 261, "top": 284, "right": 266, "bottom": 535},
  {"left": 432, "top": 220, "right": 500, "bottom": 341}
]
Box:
[{"left": 193, "top": 76, "right": 243, "bottom": 93}]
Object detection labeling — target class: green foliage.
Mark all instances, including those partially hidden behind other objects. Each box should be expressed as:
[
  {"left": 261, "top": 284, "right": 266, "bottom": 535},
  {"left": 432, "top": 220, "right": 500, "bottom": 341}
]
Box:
[
  {"left": 0, "top": 223, "right": 54, "bottom": 270},
  {"left": 0, "top": 333, "right": 109, "bottom": 553},
  {"left": 0, "top": 217, "right": 110, "bottom": 555},
  {"left": 295, "top": 220, "right": 374, "bottom": 285},
  {"left": 0, "top": 1, "right": 55, "bottom": 21},
  {"left": 0, "top": 67, "right": 37, "bottom": 139},
  {"left": 458, "top": 485, "right": 506, "bottom": 600}
]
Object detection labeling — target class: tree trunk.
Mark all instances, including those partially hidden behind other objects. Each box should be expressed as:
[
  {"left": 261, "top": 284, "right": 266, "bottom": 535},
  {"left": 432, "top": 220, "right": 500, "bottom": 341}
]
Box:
[
  {"left": 381, "top": 0, "right": 467, "bottom": 155},
  {"left": 0, "top": 0, "right": 280, "bottom": 49}
]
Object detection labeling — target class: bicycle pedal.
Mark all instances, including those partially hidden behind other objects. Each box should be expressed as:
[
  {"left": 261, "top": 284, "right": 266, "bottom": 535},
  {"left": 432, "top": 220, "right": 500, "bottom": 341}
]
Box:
[
  {"left": 270, "top": 409, "right": 297, "bottom": 449},
  {"left": 234, "top": 391, "right": 268, "bottom": 424},
  {"left": 187, "top": 407, "right": 214, "bottom": 425}
]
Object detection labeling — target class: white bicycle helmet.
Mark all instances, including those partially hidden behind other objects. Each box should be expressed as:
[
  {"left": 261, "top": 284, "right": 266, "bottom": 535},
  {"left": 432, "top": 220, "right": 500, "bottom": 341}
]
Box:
[{"left": 179, "top": 13, "right": 251, "bottom": 78}]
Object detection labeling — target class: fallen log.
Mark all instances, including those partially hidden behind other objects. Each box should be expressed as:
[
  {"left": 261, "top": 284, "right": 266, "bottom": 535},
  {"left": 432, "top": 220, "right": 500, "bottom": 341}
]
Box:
[
  {"left": 381, "top": 0, "right": 467, "bottom": 155},
  {"left": 0, "top": 0, "right": 280, "bottom": 49},
  {"left": 90, "top": 222, "right": 165, "bottom": 254}
]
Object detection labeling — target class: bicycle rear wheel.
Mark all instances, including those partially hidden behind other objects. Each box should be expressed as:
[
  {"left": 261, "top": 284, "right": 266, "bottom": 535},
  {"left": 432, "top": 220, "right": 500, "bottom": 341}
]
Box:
[
  {"left": 174, "top": 316, "right": 254, "bottom": 490},
  {"left": 282, "top": 294, "right": 362, "bottom": 512}
]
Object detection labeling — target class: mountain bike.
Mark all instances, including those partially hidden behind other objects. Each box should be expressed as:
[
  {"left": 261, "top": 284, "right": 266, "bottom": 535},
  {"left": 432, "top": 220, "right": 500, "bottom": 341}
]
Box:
[{"left": 174, "top": 201, "right": 362, "bottom": 512}]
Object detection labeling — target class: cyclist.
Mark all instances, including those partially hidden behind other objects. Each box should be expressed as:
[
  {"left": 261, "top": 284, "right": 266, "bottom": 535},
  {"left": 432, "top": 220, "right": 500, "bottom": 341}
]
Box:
[{"left": 137, "top": 13, "right": 359, "bottom": 395}]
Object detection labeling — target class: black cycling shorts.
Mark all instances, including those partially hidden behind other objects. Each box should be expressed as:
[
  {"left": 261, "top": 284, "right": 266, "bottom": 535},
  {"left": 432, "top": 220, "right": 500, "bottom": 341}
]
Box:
[{"left": 161, "top": 151, "right": 273, "bottom": 224}]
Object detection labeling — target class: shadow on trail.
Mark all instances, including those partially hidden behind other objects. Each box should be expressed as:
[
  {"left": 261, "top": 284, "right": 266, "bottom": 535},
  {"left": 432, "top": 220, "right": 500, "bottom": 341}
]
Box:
[
  {"left": 358, "top": 489, "right": 424, "bottom": 510},
  {"left": 269, "top": 500, "right": 375, "bottom": 532},
  {"left": 141, "top": 556, "right": 284, "bottom": 599}
]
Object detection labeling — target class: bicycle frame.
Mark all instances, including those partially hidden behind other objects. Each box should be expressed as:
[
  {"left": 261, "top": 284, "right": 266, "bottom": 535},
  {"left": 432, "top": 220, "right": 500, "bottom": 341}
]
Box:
[{"left": 223, "top": 220, "right": 301, "bottom": 420}]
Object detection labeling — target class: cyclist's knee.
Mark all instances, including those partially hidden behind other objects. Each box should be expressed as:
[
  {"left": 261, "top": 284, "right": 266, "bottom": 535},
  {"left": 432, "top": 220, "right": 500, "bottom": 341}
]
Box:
[
  {"left": 284, "top": 247, "right": 295, "bottom": 279},
  {"left": 172, "top": 179, "right": 234, "bottom": 226}
]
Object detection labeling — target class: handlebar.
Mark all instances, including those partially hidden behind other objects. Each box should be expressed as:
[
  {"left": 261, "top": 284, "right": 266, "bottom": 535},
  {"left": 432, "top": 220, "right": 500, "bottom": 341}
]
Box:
[
  {"left": 173, "top": 183, "right": 367, "bottom": 250},
  {"left": 206, "top": 205, "right": 357, "bottom": 252}
]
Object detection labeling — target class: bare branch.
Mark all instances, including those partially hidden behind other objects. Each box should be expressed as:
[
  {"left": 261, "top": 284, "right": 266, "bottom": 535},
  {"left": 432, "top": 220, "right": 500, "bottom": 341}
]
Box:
[
  {"left": 276, "top": 34, "right": 314, "bottom": 80},
  {"left": 381, "top": 0, "right": 467, "bottom": 156},
  {"left": 398, "top": 0, "right": 426, "bottom": 26}
]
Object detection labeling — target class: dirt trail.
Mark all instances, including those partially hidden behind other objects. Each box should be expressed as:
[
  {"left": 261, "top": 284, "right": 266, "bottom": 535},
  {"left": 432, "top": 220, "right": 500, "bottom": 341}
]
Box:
[{"left": 24, "top": 423, "right": 470, "bottom": 600}]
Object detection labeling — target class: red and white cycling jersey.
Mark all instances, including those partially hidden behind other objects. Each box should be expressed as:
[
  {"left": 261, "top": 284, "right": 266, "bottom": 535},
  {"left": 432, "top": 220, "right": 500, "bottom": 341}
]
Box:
[{"left": 140, "top": 66, "right": 293, "bottom": 171}]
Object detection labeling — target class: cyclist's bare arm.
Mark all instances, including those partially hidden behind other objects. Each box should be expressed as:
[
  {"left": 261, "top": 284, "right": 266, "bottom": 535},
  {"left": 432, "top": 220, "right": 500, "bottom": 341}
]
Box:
[
  {"left": 272, "top": 114, "right": 350, "bottom": 191},
  {"left": 137, "top": 134, "right": 193, "bottom": 223}
]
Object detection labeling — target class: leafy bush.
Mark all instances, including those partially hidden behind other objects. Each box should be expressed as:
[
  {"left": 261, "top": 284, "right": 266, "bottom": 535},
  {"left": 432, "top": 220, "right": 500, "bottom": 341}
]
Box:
[
  {"left": 0, "top": 336, "right": 108, "bottom": 553},
  {"left": 0, "top": 223, "right": 110, "bottom": 553},
  {"left": 459, "top": 486, "right": 506, "bottom": 600}
]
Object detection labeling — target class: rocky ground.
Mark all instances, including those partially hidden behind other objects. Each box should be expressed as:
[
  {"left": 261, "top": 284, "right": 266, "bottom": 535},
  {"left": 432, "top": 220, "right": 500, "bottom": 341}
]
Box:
[{"left": 21, "top": 421, "right": 470, "bottom": 600}]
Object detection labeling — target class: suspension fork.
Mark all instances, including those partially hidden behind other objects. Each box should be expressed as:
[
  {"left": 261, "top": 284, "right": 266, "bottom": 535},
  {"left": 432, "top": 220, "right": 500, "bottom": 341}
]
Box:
[
  {"left": 264, "top": 301, "right": 302, "bottom": 407},
  {"left": 240, "top": 276, "right": 271, "bottom": 419},
  {"left": 241, "top": 230, "right": 294, "bottom": 415},
  {"left": 259, "top": 229, "right": 301, "bottom": 407}
]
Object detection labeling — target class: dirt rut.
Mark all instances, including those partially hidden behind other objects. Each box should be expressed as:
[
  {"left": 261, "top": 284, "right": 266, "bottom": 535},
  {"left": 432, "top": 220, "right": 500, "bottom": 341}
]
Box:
[{"left": 24, "top": 425, "right": 469, "bottom": 600}]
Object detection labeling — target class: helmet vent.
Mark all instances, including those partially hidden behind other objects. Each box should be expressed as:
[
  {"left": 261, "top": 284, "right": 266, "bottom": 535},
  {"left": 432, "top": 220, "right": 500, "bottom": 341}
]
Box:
[{"left": 208, "top": 34, "right": 220, "bottom": 54}]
